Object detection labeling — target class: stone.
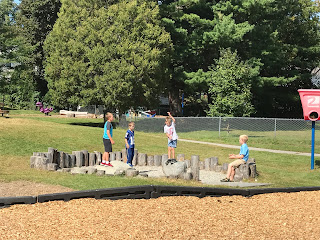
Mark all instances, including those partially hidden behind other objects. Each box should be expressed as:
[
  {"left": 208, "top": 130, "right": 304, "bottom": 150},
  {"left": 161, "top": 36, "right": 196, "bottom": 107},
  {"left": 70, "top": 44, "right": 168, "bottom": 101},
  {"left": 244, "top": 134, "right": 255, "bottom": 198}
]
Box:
[
  {"left": 114, "top": 169, "right": 125, "bottom": 176},
  {"left": 191, "top": 155, "right": 200, "bottom": 181},
  {"left": 30, "top": 156, "right": 37, "bottom": 168},
  {"left": 47, "top": 163, "right": 58, "bottom": 171},
  {"left": 214, "top": 165, "right": 222, "bottom": 172},
  {"left": 46, "top": 152, "right": 54, "bottom": 163},
  {"left": 67, "top": 113, "right": 75, "bottom": 118},
  {"left": 82, "top": 150, "right": 89, "bottom": 167},
  {"left": 139, "top": 173, "right": 148, "bottom": 178},
  {"left": 183, "top": 172, "right": 193, "bottom": 180},
  {"left": 69, "top": 154, "right": 76, "bottom": 168},
  {"left": 89, "top": 153, "right": 96, "bottom": 166},
  {"left": 154, "top": 155, "right": 162, "bottom": 166},
  {"left": 138, "top": 153, "right": 147, "bottom": 166},
  {"left": 87, "top": 167, "right": 97, "bottom": 174},
  {"left": 96, "top": 170, "right": 105, "bottom": 176},
  {"left": 71, "top": 168, "right": 87, "bottom": 174},
  {"left": 222, "top": 163, "right": 229, "bottom": 173},
  {"left": 110, "top": 152, "right": 116, "bottom": 161},
  {"left": 204, "top": 158, "right": 211, "bottom": 171},
  {"left": 75, "top": 151, "right": 84, "bottom": 167},
  {"left": 121, "top": 149, "right": 127, "bottom": 162},
  {"left": 177, "top": 154, "right": 185, "bottom": 161},
  {"left": 115, "top": 151, "right": 122, "bottom": 161},
  {"left": 35, "top": 157, "right": 49, "bottom": 170},
  {"left": 48, "top": 147, "right": 57, "bottom": 163},
  {"left": 62, "top": 168, "right": 71, "bottom": 173},
  {"left": 132, "top": 149, "right": 138, "bottom": 165},
  {"left": 162, "top": 159, "right": 187, "bottom": 178},
  {"left": 125, "top": 169, "right": 139, "bottom": 177},
  {"left": 147, "top": 156, "right": 154, "bottom": 166}
]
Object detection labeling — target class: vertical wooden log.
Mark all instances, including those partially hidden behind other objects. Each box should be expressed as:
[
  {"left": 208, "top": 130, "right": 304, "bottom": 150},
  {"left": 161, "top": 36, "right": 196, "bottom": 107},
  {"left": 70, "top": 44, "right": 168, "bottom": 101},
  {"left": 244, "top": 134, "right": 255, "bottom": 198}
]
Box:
[
  {"left": 69, "top": 154, "right": 76, "bottom": 168},
  {"left": 89, "top": 153, "right": 96, "bottom": 166},
  {"left": 115, "top": 151, "right": 122, "bottom": 161},
  {"left": 162, "top": 154, "right": 168, "bottom": 166},
  {"left": 82, "top": 150, "right": 89, "bottom": 167},
  {"left": 154, "top": 155, "right": 162, "bottom": 166},
  {"left": 147, "top": 155, "right": 154, "bottom": 166},
  {"left": 138, "top": 153, "right": 147, "bottom": 166},
  {"left": 59, "top": 151, "right": 65, "bottom": 169},
  {"left": 110, "top": 152, "right": 116, "bottom": 161},
  {"left": 132, "top": 149, "right": 138, "bottom": 166},
  {"left": 122, "top": 149, "right": 127, "bottom": 162},
  {"left": 204, "top": 158, "right": 211, "bottom": 171},
  {"left": 75, "top": 151, "right": 84, "bottom": 167},
  {"left": 191, "top": 155, "right": 200, "bottom": 181},
  {"left": 95, "top": 151, "right": 102, "bottom": 165}
]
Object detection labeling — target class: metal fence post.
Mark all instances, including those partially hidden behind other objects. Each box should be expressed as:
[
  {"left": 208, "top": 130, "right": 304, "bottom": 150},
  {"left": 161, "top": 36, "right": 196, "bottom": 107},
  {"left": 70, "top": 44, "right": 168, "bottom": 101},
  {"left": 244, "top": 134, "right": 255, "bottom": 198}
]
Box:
[
  {"left": 219, "top": 116, "right": 221, "bottom": 137},
  {"left": 274, "top": 118, "right": 277, "bottom": 138}
]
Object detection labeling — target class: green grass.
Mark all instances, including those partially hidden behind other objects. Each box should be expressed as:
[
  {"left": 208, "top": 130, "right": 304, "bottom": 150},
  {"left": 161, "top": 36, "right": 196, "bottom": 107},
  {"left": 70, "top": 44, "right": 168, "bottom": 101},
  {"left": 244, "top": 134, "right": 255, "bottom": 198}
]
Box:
[{"left": 1, "top": 113, "right": 320, "bottom": 190}]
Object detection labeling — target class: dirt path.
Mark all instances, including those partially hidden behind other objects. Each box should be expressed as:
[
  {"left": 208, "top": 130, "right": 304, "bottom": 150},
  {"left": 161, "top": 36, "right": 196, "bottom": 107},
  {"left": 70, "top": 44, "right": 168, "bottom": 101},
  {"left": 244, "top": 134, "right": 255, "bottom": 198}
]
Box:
[{"left": 0, "top": 181, "right": 74, "bottom": 197}]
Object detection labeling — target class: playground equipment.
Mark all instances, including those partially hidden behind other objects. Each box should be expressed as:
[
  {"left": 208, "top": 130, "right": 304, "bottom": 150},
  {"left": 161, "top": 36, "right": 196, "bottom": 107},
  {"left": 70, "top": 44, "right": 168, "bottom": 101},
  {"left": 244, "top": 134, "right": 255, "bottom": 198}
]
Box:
[{"left": 298, "top": 89, "right": 320, "bottom": 169}]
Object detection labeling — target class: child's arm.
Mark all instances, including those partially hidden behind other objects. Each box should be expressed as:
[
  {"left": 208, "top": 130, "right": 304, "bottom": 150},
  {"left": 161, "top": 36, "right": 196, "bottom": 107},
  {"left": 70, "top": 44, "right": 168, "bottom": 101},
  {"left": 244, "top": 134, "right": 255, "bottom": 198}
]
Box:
[
  {"left": 167, "top": 112, "right": 175, "bottom": 123},
  {"left": 229, "top": 154, "right": 244, "bottom": 159},
  {"left": 125, "top": 138, "right": 129, "bottom": 149},
  {"left": 107, "top": 130, "right": 114, "bottom": 144},
  {"left": 166, "top": 132, "right": 172, "bottom": 140}
]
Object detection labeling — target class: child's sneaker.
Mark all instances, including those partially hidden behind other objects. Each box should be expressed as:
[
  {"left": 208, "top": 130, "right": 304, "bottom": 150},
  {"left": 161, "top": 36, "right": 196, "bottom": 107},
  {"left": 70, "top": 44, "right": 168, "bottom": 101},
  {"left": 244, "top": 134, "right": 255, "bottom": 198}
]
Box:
[
  {"left": 105, "top": 162, "right": 113, "bottom": 167},
  {"left": 100, "top": 162, "right": 107, "bottom": 166},
  {"left": 127, "top": 163, "right": 133, "bottom": 167}
]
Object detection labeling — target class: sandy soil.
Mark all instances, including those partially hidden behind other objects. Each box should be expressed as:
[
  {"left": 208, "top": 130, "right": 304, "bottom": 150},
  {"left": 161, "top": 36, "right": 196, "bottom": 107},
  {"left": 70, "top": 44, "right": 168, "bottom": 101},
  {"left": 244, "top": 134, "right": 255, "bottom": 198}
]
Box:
[
  {"left": 0, "top": 181, "right": 74, "bottom": 197},
  {"left": 1, "top": 181, "right": 320, "bottom": 239}
]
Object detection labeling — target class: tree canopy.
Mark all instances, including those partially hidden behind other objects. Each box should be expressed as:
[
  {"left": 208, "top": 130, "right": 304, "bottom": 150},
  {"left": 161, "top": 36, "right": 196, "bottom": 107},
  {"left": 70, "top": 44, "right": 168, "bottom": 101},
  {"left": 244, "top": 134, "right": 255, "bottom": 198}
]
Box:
[{"left": 44, "top": 0, "right": 172, "bottom": 112}]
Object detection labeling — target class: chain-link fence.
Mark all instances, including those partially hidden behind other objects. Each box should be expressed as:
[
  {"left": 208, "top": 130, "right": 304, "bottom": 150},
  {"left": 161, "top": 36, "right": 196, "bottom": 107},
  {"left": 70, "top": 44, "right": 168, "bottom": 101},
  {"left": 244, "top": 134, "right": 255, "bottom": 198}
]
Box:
[{"left": 122, "top": 116, "right": 314, "bottom": 136}]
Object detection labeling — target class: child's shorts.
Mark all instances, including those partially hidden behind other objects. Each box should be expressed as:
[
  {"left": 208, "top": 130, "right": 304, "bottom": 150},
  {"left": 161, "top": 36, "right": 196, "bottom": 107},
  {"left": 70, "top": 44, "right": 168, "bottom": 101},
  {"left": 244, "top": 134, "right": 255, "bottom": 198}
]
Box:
[
  {"left": 168, "top": 139, "right": 177, "bottom": 148},
  {"left": 229, "top": 159, "right": 246, "bottom": 168},
  {"left": 103, "top": 138, "right": 112, "bottom": 152}
]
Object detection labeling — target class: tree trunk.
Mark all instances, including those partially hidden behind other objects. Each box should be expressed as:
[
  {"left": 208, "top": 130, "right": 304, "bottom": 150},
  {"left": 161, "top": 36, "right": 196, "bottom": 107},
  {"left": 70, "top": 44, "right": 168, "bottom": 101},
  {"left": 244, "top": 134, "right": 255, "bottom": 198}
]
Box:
[{"left": 168, "top": 88, "right": 182, "bottom": 116}]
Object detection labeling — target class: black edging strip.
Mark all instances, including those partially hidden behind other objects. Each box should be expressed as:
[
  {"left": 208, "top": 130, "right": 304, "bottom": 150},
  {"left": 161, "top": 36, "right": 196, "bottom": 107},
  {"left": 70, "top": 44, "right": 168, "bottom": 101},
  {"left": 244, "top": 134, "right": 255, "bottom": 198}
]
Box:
[{"left": 1, "top": 185, "right": 320, "bottom": 208}]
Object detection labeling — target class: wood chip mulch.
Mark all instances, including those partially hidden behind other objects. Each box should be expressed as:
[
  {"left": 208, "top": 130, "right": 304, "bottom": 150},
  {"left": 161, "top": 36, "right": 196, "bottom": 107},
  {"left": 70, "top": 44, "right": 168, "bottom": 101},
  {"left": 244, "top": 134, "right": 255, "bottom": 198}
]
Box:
[{"left": 1, "top": 190, "right": 320, "bottom": 239}]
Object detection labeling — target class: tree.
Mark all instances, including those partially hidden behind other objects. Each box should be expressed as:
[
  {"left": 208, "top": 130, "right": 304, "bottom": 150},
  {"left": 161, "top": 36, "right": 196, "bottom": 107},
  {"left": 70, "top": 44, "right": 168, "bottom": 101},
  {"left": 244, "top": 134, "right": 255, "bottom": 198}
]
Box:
[
  {"left": 16, "top": 0, "right": 61, "bottom": 98},
  {"left": 44, "top": 0, "right": 172, "bottom": 113},
  {"left": 212, "top": 0, "right": 320, "bottom": 117},
  {"left": 207, "top": 48, "right": 259, "bottom": 117},
  {"left": 158, "top": 0, "right": 254, "bottom": 115},
  {"left": 0, "top": 0, "right": 34, "bottom": 107}
]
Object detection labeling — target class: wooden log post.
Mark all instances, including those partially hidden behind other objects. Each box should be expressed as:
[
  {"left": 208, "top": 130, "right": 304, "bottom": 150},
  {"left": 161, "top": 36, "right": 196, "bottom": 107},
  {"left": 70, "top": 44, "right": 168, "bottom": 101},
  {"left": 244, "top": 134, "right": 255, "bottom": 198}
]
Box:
[
  {"left": 138, "top": 153, "right": 147, "bottom": 166},
  {"left": 191, "top": 155, "right": 200, "bottom": 181},
  {"left": 94, "top": 151, "right": 102, "bottom": 165},
  {"left": 89, "top": 153, "right": 96, "bottom": 166},
  {"left": 132, "top": 149, "right": 138, "bottom": 166},
  {"left": 162, "top": 154, "right": 168, "bottom": 166},
  {"left": 121, "top": 149, "right": 127, "bottom": 162},
  {"left": 147, "top": 155, "right": 154, "bottom": 166},
  {"left": 69, "top": 154, "right": 76, "bottom": 168},
  {"left": 154, "top": 155, "right": 162, "bottom": 166},
  {"left": 115, "top": 151, "right": 122, "bottom": 161},
  {"left": 82, "top": 150, "right": 89, "bottom": 167},
  {"left": 75, "top": 151, "right": 84, "bottom": 167},
  {"left": 204, "top": 158, "right": 211, "bottom": 171}
]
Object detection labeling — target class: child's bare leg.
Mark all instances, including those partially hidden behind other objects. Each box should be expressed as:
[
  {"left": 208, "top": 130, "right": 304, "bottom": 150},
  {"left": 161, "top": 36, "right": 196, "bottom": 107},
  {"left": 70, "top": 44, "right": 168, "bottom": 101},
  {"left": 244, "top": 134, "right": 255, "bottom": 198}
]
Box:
[
  {"left": 102, "top": 152, "right": 108, "bottom": 161},
  {"left": 172, "top": 148, "right": 175, "bottom": 159},
  {"left": 230, "top": 167, "right": 235, "bottom": 181},
  {"left": 168, "top": 147, "right": 171, "bottom": 159},
  {"left": 226, "top": 164, "right": 231, "bottom": 179}
]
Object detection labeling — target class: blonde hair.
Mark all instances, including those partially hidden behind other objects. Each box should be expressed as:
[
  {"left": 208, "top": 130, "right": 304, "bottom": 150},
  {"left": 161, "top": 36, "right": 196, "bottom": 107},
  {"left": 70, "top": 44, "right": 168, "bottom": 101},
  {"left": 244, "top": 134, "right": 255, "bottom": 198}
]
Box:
[
  {"left": 106, "top": 112, "right": 113, "bottom": 120},
  {"left": 240, "top": 135, "right": 248, "bottom": 143},
  {"left": 128, "top": 121, "right": 135, "bottom": 127},
  {"left": 165, "top": 116, "right": 172, "bottom": 124}
]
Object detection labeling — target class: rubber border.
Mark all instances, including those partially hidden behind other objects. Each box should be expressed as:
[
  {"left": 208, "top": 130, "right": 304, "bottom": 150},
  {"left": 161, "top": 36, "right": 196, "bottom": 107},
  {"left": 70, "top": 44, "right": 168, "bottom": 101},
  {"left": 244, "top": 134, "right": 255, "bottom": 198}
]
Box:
[{"left": 2, "top": 185, "right": 320, "bottom": 208}]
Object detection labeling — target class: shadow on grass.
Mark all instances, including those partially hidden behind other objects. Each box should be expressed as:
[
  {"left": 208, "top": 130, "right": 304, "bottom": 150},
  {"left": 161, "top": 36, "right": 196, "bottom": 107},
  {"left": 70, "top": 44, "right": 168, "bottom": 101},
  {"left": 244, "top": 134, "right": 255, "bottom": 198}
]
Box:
[{"left": 69, "top": 122, "right": 105, "bottom": 128}]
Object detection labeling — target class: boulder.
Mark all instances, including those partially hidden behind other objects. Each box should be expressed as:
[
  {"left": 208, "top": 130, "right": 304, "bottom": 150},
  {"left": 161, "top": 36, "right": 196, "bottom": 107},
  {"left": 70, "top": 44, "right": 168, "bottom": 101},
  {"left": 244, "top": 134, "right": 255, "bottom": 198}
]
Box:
[{"left": 162, "top": 159, "right": 187, "bottom": 178}]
